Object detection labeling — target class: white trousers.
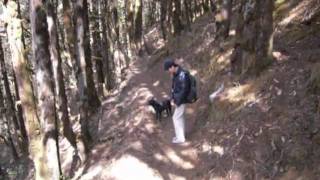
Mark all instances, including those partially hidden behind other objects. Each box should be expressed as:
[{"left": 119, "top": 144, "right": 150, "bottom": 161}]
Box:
[{"left": 173, "top": 104, "right": 186, "bottom": 141}]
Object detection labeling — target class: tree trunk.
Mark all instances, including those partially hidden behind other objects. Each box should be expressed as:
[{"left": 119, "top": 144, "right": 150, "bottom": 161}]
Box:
[
  {"left": 0, "top": 38, "right": 20, "bottom": 136},
  {"left": 62, "top": 0, "right": 77, "bottom": 77},
  {"left": 0, "top": 75, "right": 4, "bottom": 109},
  {"left": 160, "top": 0, "right": 167, "bottom": 39},
  {"left": 216, "top": 0, "right": 233, "bottom": 38},
  {"left": 231, "top": 0, "right": 274, "bottom": 75},
  {"left": 73, "top": 0, "right": 95, "bottom": 153},
  {"left": 255, "top": 0, "right": 274, "bottom": 70},
  {"left": 0, "top": 36, "right": 27, "bottom": 156},
  {"left": 126, "top": 0, "right": 135, "bottom": 43},
  {"left": 47, "top": 1, "right": 77, "bottom": 149},
  {"left": 30, "top": 0, "right": 61, "bottom": 179},
  {"left": 3, "top": 114, "right": 19, "bottom": 160},
  {"left": 184, "top": 0, "right": 191, "bottom": 30},
  {"left": 308, "top": 63, "right": 320, "bottom": 93},
  {"left": 5, "top": 1, "right": 39, "bottom": 156},
  {"left": 167, "top": 0, "right": 174, "bottom": 34},
  {"left": 83, "top": 0, "right": 101, "bottom": 109},
  {"left": 194, "top": 0, "right": 200, "bottom": 17},
  {"left": 16, "top": 0, "right": 26, "bottom": 49},
  {"left": 0, "top": 114, "right": 19, "bottom": 160},
  {"left": 202, "top": 0, "right": 210, "bottom": 12},
  {"left": 101, "top": 0, "right": 114, "bottom": 91},
  {"left": 91, "top": 0, "right": 104, "bottom": 97},
  {"left": 210, "top": 0, "right": 217, "bottom": 13},
  {"left": 134, "top": 0, "right": 143, "bottom": 43},
  {"left": 110, "top": 3, "right": 122, "bottom": 87},
  {"left": 12, "top": 71, "right": 28, "bottom": 145},
  {"left": 0, "top": 77, "right": 19, "bottom": 160},
  {"left": 172, "top": 0, "right": 183, "bottom": 35}
]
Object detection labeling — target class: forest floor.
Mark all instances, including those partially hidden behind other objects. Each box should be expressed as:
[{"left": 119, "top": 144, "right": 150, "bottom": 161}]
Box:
[{"left": 1, "top": 0, "right": 320, "bottom": 179}]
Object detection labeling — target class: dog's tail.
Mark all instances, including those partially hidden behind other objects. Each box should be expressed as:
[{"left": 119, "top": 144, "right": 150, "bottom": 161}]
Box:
[{"left": 209, "top": 83, "right": 224, "bottom": 102}]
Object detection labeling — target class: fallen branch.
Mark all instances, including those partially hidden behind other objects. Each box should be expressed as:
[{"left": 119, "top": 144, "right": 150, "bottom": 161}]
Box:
[{"left": 209, "top": 83, "right": 225, "bottom": 102}]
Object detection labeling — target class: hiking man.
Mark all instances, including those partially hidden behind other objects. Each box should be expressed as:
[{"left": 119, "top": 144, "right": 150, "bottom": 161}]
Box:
[{"left": 164, "top": 58, "right": 191, "bottom": 144}]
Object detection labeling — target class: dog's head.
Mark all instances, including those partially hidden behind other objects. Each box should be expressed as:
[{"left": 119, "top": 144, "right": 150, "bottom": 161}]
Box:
[{"left": 148, "top": 98, "right": 157, "bottom": 106}]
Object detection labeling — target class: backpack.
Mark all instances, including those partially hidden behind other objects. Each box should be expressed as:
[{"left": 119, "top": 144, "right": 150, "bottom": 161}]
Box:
[{"left": 186, "top": 72, "right": 198, "bottom": 103}]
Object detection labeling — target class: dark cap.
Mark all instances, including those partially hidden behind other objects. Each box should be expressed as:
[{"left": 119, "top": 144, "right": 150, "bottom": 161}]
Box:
[{"left": 164, "top": 58, "right": 176, "bottom": 71}]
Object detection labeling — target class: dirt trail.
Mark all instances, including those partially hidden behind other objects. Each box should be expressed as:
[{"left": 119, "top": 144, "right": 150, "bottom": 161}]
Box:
[{"left": 71, "top": 53, "right": 204, "bottom": 180}]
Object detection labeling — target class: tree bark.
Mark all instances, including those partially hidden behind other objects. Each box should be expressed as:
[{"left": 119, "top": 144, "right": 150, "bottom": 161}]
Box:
[
  {"left": 134, "top": 0, "right": 143, "bottom": 43},
  {"left": 0, "top": 38, "right": 20, "bottom": 136},
  {"left": 194, "top": 0, "right": 200, "bottom": 17},
  {"left": 47, "top": 1, "right": 77, "bottom": 149},
  {"left": 172, "top": 0, "right": 183, "bottom": 35},
  {"left": 184, "top": 0, "right": 192, "bottom": 30},
  {"left": 216, "top": 0, "right": 233, "bottom": 38},
  {"left": 160, "top": 0, "right": 167, "bottom": 39},
  {"left": 30, "top": 0, "right": 61, "bottom": 179},
  {"left": 101, "top": 0, "right": 114, "bottom": 91},
  {"left": 308, "top": 63, "right": 320, "bottom": 93},
  {"left": 91, "top": 0, "right": 104, "bottom": 96},
  {"left": 62, "top": 0, "right": 77, "bottom": 77},
  {"left": 0, "top": 75, "right": 3, "bottom": 109},
  {"left": 0, "top": 75, "right": 19, "bottom": 160},
  {"left": 231, "top": 0, "right": 274, "bottom": 75},
  {"left": 202, "top": 0, "right": 210, "bottom": 12},
  {"left": 73, "top": 0, "right": 95, "bottom": 153},
  {"left": 83, "top": 0, "right": 101, "bottom": 109},
  {"left": 0, "top": 35, "right": 27, "bottom": 155},
  {"left": 0, "top": 113, "right": 19, "bottom": 160},
  {"left": 12, "top": 71, "right": 28, "bottom": 145},
  {"left": 5, "top": 1, "right": 39, "bottom": 156}
]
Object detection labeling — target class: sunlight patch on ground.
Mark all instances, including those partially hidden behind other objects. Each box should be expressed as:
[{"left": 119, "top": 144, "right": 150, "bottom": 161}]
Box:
[
  {"left": 212, "top": 145, "right": 224, "bottom": 156},
  {"left": 216, "top": 49, "right": 232, "bottom": 66},
  {"left": 104, "top": 154, "right": 163, "bottom": 180},
  {"left": 279, "top": 0, "right": 309, "bottom": 26},
  {"left": 168, "top": 173, "right": 186, "bottom": 180},
  {"left": 153, "top": 80, "right": 160, "bottom": 87},
  {"left": 229, "top": 29, "right": 236, "bottom": 36},
  {"left": 144, "top": 123, "right": 156, "bottom": 133},
  {"left": 273, "top": 51, "right": 289, "bottom": 61},
  {"left": 131, "top": 141, "right": 143, "bottom": 150},
  {"left": 153, "top": 153, "right": 169, "bottom": 163},
  {"left": 180, "top": 148, "right": 198, "bottom": 158},
  {"left": 222, "top": 84, "right": 256, "bottom": 104},
  {"left": 165, "top": 149, "right": 195, "bottom": 170}
]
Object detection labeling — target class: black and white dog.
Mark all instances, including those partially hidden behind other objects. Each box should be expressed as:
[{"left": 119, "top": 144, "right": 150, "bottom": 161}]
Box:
[{"left": 148, "top": 98, "right": 172, "bottom": 121}]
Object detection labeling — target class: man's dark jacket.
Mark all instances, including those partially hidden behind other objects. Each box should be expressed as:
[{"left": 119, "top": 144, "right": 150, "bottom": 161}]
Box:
[{"left": 171, "top": 67, "right": 191, "bottom": 106}]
